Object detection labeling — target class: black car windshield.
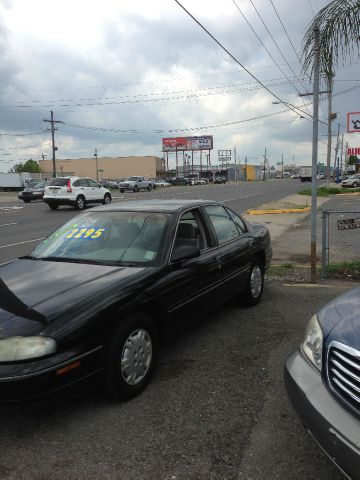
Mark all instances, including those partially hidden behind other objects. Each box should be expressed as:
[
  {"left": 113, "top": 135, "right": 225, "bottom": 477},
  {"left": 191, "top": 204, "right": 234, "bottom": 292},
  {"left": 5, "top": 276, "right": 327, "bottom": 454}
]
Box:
[{"left": 31, "top": 211, "right": 170, "bottom": 266}]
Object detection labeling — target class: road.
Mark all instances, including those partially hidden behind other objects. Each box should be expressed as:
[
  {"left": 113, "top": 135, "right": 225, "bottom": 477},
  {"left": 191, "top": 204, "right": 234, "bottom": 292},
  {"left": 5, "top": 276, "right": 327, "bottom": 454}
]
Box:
[
  {"left": 0, "top": 180, "right": 302, "bottom": 263},
  {"left": 0, "top": 180, "right": 350, "bottom": 479}
]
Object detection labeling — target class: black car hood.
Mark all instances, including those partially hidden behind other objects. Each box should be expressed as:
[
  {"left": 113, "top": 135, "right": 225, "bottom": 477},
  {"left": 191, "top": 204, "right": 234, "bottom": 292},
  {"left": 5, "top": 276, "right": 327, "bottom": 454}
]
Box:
[
  {"left": 318, "top": 286, "right": 360, "bottom": 350},
  {"left": 0, "top": 259, "right": 146, "bottom": 335}
]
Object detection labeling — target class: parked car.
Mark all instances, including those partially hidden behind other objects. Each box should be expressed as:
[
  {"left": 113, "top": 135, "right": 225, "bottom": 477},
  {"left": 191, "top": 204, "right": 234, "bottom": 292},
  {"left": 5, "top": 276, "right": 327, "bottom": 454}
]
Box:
[
  {"left": 170, "top": 177, "right": 194, "bottom": 186},
  {"left": 154, "top": 179, "right": 171, "bottom": 188},
  {"left": 214, "top": 176, "right": 227, "bottom": 184},
  {"left": 100, "top": 179, "right": 119, "bottom": 189},
  {"left": 43, "top": 177, "right": 112, "bottom": 210},
  {"left": 0, "top": 199, "right": 272, "bottom": 402},
  {"left": 290, "top": 174, "right": 300, "bottom": 179},
  {"left": 18, "top": 180, "right": 50, "bottom": 203},
  {"left": 119, "top": 176, "right": 153, "bottom": 193},
  {"left": 284, "top": 286, "right": 360, "bottom": 479},
  {"left": 317, "top": 173, "right": 325, "bottom": 180},
  {"left": 341, "top": 173, "right": 360, "bottom": 188}
]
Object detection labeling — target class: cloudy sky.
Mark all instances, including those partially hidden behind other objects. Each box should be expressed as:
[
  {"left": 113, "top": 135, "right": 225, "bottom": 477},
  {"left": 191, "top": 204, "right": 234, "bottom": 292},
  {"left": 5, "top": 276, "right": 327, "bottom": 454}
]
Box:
[{"left": 0, "top": 0, "right": 359, "bottom": 172}]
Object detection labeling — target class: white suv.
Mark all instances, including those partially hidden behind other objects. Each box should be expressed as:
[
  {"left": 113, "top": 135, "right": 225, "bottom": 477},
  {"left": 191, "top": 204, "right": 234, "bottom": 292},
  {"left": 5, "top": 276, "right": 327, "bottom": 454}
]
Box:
[{"left": 43, "top": 177, "right": 112, "bottom": 210}]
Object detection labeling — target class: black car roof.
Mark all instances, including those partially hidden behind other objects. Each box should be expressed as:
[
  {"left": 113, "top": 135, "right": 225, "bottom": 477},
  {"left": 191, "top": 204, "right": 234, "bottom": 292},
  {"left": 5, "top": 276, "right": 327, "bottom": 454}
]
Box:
[{"left": 93, "top": 199, "right": 219, "bottom": 213}]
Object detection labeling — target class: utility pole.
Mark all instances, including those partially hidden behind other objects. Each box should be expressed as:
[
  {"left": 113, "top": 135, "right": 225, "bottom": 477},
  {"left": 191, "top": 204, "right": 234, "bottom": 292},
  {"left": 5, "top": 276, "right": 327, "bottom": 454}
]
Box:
[
  {"left": 310, "top": 27, "right": 320, "bottom": 283},
  {"left": 94, "top": 148, "right": 99, "bottom": 181},
  {"left": 334, "top": 123, "right": 341, "bottom": 181},
  {"left": 281, "top": 153, "right": 284, "bottom": 179},
  {"left": 263, "top": 148, "right": 266, "bottom": 181},
  {"left": 43, "top": 110, "right": 63, "bottom": 178},
  {"left": 244, "top": 156, "right": 248, "bottom": 181},
  {"left": 326, "top": 71, "right": 334, "bottom": 188}
]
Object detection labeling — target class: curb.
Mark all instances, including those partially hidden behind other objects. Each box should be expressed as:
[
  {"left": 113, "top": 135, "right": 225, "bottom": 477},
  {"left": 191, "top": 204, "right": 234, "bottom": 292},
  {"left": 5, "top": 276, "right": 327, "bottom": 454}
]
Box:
[{"left": 247, "top": 207, "right": 311, "bottom": 215}]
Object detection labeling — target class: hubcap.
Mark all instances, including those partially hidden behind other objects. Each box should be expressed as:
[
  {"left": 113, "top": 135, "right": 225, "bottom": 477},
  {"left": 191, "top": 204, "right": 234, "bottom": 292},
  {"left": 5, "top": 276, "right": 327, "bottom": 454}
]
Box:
[
  {"left": 121, "top": 328, "right": 152, "bottom": 385},
  {"left": 77, "top": 198, "right": 84, "bottom": 208},
  {"left": 250, "top": 265, "right": 262, "bottom": 298},
  {"left": 104, "top": 195, "right": 111, "bottom": 204}
]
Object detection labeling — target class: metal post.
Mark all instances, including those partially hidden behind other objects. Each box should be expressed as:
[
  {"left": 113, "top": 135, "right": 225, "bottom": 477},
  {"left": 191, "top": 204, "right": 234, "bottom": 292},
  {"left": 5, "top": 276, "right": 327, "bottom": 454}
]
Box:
[
  {"left": 321, "top": 210, "right": 328, "bottom": 279},
  {"left": 310, "top": 27, "right": 320, "bottom": 283},
  {"left": 94, "top": 148, "right": 98, "bottom": 181}
]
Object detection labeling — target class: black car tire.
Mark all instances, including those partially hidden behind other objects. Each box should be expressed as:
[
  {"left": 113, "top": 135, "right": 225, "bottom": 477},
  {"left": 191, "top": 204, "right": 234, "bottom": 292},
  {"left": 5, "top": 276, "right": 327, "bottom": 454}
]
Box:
[
  {"left": 133, "top": 185, "right": 139, "bottom": 193},
  {"left": 105, "top": 313, "right": 159, "bottom": 401},
  {"left": 120, "top": 189, "right": 125, "bottom": 193},
  {"left": 103, "top": 193, "right": 112, "bottom": 205},
  {"left": 75, "top": 195, "right": 85, "bottom": 210},
  {"left": 23, "top": 199, "right": 31, "bottom": 203},
  {"left": 241, "top": 258, "right": 264, "bottom": 306},
  {"left": 48, "top": 202, "right": 59, "bottom": 210},
  {"left": 147, "top": 185, "right": 152, "bottom": 191}
]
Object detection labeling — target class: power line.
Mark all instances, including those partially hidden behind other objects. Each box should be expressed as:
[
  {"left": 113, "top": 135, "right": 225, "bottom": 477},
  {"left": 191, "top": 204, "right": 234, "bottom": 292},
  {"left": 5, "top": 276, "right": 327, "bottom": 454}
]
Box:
[
  {"left": 0, "top": 79, "right": 305, "bottom": 110},
  {"left": 0, "top": 130, "right": 46, "bottom": 136},
  {"left": 173, "top": 0, "right": 325, "bottom": 125},
  {"left": 0, "top": 61, "right": 304, "bottom": 96}
]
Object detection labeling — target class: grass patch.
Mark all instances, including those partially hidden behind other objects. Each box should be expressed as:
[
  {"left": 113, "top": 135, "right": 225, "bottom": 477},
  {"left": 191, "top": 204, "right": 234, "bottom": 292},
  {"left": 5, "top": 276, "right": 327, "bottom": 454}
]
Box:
[
  {"left": 327, "top": 260, "right": 360, "bottom": 276},
  {"left": 268, "top": 264, "right": 295, "bottom": 274},
  {"left": 298, "top": 186, "right": 360, "bottom": 196}
]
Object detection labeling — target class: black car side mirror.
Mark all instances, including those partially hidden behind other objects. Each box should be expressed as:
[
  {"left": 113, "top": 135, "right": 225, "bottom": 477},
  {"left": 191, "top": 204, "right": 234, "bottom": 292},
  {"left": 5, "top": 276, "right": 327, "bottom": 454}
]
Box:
[{"left": 171, "top": 245, "right": 200, "bottom": 263}]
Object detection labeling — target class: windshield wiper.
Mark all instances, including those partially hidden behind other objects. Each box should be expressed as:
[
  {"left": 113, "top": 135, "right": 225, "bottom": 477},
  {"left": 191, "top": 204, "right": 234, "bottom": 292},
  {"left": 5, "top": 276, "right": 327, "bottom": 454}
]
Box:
[{"left": 40, "top": 256, "right": 115, "bottom": 266}]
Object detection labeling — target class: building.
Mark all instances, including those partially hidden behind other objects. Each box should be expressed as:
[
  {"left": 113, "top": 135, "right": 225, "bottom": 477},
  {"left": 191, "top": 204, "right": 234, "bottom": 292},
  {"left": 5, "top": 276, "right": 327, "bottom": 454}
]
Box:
[{"left": 38, "top": 156, "right": 165, "bottom": 180}]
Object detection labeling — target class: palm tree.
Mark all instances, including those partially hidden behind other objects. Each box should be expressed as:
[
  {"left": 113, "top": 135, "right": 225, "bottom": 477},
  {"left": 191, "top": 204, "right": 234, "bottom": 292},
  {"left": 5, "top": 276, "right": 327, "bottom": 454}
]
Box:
[{"left": 302, "top": 0, "right": 360, "bottom": 76}]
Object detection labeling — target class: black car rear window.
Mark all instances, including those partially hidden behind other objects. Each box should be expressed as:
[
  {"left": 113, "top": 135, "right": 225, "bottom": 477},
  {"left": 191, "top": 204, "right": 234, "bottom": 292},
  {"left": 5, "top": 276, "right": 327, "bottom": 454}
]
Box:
[{"left": 49, "top": 178, "right": 69, "bottom": 186}]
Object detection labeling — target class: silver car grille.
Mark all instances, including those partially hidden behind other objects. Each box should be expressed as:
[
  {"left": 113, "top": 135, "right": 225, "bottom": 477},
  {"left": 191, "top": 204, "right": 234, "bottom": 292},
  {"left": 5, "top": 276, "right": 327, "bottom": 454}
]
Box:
[{"left": 327, "top": 341, "right": 360, "bottom": 415}]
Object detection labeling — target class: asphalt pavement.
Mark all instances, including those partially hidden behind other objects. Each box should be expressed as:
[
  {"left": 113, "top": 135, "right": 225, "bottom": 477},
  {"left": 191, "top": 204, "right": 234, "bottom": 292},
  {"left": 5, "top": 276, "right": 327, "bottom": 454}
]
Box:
[{"left": 0, "top": 182, "right": 358, "bottom": 479}]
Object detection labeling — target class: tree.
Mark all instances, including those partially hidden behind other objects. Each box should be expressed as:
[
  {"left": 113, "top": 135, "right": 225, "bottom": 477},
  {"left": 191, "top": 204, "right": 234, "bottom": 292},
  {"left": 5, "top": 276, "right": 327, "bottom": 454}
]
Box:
[
  {"left": 302, "top": 0, "right": 360, "bottom": 77},
  {"left": 348, "top": 154, "right": 359, "bottom": 165},
  {"left": 8, "top": 159, "right": 41, "bottom": 173}
]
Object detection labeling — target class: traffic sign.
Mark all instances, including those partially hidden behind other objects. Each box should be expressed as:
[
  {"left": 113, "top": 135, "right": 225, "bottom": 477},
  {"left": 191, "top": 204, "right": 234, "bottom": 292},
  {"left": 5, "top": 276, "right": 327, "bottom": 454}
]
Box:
[{"left": 347, "top": 112, "right": 360, "bottom": 133}]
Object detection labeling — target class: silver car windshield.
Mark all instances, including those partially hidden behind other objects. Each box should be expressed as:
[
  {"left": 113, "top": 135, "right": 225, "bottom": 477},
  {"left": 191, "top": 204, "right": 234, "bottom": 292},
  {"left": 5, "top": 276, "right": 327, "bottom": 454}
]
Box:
[{"left": 31, "top": 211, "right": 170, "bottom": 266}]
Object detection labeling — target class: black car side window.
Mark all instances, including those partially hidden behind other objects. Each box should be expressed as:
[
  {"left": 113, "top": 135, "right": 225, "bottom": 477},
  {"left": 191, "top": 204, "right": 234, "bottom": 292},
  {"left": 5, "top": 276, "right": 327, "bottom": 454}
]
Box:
[
  {"left": 204, "top": 205, "right": 239, "bottom": 244},
  {"left": 174, "top": 210, "right": 205, "bottom": 251},
  {"left": 226, "top": 208, "right": 248, "bottom": 235}
]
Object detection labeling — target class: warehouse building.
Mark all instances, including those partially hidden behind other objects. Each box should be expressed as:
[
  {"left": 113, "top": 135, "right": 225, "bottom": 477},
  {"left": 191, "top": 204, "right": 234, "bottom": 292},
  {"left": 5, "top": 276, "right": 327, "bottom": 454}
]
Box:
[{"left": 38, "top": 155, "right": 165, "bottom": 180}]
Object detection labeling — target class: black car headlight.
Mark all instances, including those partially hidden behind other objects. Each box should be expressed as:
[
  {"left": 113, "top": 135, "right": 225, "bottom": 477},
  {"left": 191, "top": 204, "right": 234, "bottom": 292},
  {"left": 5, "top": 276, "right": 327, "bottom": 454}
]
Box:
[
  {"left": 0, "top": 336, "right": 57, "bottom": 361},
  {"left": 301, "top": 314, "right": 323, "bottom": 371}
]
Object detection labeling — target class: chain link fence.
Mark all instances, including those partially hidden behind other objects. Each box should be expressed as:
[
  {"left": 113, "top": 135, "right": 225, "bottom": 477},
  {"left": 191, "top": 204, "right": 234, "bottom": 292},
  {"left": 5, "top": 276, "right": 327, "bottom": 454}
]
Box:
[{"left": 322, "top": 209, "right": 360, "bottom": 277}]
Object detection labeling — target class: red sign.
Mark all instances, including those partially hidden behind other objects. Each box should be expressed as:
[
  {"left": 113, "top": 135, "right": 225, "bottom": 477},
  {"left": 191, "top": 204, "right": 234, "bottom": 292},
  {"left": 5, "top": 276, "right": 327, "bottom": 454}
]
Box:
[
  {"left": 347, "top": 112, "right": 360, "bottom": 133},
  {"left": 347, "top": 147, "right": 360, "bottom": 155},
  {"left": 162, "top": 136, "right": 213, "bottom": 152},
  {"left": 162, "top": 137, "right": 187, "bottom": 151}
]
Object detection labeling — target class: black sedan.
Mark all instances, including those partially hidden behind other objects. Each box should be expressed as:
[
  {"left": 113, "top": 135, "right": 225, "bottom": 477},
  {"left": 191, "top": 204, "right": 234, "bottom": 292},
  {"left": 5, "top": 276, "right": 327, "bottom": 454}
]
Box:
[
  {"left": 18, "top": 180, "right": 50, "bottom": 203},
  {"left": 0, "top": 199, "right": 271, "bottom": 402},
  {"left": 285, "top": 287, "right": 360, "bottom": 480}
]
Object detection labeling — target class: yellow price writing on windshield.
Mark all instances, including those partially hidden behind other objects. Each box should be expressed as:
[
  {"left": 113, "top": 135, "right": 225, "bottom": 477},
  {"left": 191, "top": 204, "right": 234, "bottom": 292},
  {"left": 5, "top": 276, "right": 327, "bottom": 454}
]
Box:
[{"left": 66, "top": 228, "right": 105, "bottom": 239}]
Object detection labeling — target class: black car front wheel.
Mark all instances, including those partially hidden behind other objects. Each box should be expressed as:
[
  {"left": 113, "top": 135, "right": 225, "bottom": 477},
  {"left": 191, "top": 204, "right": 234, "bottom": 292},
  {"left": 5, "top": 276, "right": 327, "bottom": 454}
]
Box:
[
  {"left": 241, "top": 259, "right": 264, "bottom": 306},
  {"left": 105, "top": 313, "right": 158, "bottom": 400}
]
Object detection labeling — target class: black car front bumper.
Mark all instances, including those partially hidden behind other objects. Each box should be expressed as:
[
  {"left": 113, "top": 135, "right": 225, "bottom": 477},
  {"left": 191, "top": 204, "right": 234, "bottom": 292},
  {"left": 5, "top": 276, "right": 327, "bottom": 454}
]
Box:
[
  {"left": 0, "top": 345, "right": 104, "bottom": 402},
  {"left": 284, "top": 351, "right": 360, "bottom": 480}
]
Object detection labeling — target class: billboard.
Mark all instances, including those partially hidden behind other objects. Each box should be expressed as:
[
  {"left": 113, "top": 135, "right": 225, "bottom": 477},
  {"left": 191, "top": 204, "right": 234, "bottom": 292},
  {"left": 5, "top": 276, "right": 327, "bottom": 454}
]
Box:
[
  {"left": 162, "top": 135, "right": 213, "bottom": 152},
  {"left": 347, "top": 112, "right": 360, "bottom": 133}
]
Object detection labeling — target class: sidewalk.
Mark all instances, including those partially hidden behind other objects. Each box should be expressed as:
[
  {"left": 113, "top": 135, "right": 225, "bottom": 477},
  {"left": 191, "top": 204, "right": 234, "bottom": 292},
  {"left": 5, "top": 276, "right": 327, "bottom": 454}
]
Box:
[{"left": 243, "top": 191, "right": 360, "bottom": 267}]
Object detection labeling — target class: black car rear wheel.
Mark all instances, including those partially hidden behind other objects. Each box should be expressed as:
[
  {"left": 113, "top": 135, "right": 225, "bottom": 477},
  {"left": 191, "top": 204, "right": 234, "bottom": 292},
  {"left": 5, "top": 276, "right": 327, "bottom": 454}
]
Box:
[
  {"left": 23, "top": 199, "right": 31, "bottom": 203},
  {"left": 105, "top": 313, "right": 158, "bottom": 400},
  {"left": 241, "top": 259, "right": 264, "bottom": 306},
  {"left": 75, "top": 195, "right": 85, "bottom": 210}
]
